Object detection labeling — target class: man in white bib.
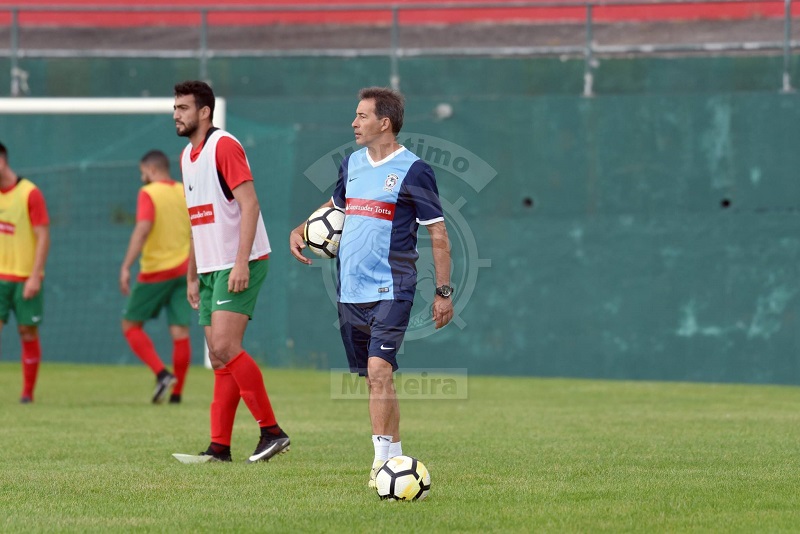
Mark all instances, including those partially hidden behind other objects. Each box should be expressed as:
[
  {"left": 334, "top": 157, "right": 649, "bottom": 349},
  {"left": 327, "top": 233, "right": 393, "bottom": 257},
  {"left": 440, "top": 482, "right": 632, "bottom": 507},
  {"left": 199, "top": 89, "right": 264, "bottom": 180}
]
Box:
[{"left": 172, "top": 80, "right": 289, "bottom": 464}]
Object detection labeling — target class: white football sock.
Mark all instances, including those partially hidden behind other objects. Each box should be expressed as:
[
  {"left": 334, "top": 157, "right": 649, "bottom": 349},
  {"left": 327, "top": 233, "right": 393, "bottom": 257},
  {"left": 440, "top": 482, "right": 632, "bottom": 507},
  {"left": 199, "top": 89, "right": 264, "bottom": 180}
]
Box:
[
  {"left": 372, "top": 434, "right": 392, "bottom": 464},
  {"left": 388, "top": 441, "right": 402, "bottom": 458}
]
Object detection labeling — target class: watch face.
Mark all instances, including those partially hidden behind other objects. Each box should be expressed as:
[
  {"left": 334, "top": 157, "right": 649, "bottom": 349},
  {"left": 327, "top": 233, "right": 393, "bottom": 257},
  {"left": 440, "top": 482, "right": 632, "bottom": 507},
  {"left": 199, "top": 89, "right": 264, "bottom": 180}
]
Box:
[{"left": 438, "top": 285, "right": 453, "bottom": 297}]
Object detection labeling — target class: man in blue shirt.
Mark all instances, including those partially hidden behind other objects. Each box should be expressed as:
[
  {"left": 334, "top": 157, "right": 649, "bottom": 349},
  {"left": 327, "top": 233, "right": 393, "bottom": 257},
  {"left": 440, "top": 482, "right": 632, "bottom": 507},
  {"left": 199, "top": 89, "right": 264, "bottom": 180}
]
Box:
[{"left": 290, "top": 87, "right": 454, "bottom": 487}]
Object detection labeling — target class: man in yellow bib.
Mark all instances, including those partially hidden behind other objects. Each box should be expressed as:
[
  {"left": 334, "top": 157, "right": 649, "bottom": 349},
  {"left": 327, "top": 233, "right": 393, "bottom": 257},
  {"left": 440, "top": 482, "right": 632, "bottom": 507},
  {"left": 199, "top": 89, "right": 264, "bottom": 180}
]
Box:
[
  {"left": 119, "top": 150, "right": 193, "bottom": 404},
  {"left": 0, "top": 142, "right": 50, "bottom": 403}
]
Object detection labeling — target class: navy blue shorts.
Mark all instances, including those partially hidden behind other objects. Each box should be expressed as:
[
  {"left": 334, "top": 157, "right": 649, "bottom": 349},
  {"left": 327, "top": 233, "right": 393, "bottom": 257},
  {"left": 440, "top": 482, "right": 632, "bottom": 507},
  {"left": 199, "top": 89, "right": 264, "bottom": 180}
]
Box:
[{"left": 338, "top": 300, "right": 413, "bottom": 376}]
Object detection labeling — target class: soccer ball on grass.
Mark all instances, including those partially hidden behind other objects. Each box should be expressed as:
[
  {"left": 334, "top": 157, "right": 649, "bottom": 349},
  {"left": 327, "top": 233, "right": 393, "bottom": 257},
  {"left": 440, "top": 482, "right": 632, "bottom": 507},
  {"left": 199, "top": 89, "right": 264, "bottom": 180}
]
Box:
[
  {"left": 303, "top": 206, "right": 345, "bottom": 258},
  {"left": 375, "top": 455, "right": 431, "bottom": 501}
]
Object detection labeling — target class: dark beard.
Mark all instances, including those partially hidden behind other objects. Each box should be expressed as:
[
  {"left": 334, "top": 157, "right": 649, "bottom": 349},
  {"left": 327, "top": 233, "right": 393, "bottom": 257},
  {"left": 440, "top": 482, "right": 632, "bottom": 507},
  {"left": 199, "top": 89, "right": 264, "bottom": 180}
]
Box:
[{"left": 176, "top": 123, "right": 197, "bottom": 138}]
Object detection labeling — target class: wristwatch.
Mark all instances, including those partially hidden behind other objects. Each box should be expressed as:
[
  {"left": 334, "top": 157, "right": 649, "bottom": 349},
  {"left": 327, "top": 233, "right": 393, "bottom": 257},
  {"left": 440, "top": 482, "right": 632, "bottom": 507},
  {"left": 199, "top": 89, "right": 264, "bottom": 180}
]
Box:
[{"left": 435, "top": 285, "right": 454, "bottom": 298}]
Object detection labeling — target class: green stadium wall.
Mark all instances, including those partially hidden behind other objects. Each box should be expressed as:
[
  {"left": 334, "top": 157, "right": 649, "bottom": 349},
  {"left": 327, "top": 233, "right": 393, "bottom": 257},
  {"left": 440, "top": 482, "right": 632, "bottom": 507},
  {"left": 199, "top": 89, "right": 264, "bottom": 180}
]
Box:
[{"left": 1, "top": 55, "right": 799, "bottom": 384}]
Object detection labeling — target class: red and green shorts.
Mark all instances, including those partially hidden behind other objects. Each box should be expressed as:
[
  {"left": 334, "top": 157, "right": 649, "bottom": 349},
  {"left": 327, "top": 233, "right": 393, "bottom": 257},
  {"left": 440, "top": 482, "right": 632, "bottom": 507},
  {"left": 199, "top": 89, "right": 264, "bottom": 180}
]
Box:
[{"left": 198, "top": 259, "right": 268, "bottom": 327}]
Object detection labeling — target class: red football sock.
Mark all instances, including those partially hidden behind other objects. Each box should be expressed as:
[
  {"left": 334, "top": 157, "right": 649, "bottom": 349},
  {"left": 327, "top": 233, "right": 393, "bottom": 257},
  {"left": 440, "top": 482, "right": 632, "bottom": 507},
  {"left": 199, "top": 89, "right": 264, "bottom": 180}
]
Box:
[
  {"left": 123, "top": 326, "right": 165, "bottom": 375},
  {"left": 211, "top": 366, "right": 240, "bottom": 446},
  {"left": 21, "top": 338, "right": 41, "bottom": 399},
  {"left": 226, "top": 351, "right": 277, "bottom": 428},
  {"left": 172, "top": 337, "right": 191, "bottom": 395}
]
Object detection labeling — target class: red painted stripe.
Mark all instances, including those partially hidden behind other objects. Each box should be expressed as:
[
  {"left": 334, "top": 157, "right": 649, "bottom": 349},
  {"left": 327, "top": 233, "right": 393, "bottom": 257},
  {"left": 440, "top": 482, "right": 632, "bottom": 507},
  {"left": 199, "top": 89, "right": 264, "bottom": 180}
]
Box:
[
  {"left": 346, "top": 198, "right": 395, "bottom": 221},
  {"left": 0, "top": 1, "right": 794, "bottom": 26},
  {"left": 188, "top": 203, "right": 215, "bottom": 226}
]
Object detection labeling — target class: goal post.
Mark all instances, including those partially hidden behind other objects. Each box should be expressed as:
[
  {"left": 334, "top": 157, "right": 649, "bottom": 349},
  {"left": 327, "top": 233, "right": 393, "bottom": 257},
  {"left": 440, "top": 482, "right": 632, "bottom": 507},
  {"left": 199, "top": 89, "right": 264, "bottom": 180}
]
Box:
[{"left": 0, "top": 97, "right": 223, "bottom": 368}]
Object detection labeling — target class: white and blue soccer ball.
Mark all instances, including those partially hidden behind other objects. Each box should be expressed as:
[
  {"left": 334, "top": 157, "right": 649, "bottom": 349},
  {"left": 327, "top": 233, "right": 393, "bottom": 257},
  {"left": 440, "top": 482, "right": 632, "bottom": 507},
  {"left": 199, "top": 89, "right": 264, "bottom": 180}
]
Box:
[
  {"left": 375, "top": 455, "right": 431, "bottom": 501},
  {"left": 303, "top": 206, "right": 345, "bottom": 258}
]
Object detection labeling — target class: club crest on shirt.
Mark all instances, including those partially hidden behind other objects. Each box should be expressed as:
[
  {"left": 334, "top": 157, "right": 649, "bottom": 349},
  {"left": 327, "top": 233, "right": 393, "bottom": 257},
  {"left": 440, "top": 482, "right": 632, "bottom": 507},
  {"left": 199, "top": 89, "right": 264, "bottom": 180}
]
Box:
[{"left": 384, "top": 173, "right": 399, "bottom": 193}]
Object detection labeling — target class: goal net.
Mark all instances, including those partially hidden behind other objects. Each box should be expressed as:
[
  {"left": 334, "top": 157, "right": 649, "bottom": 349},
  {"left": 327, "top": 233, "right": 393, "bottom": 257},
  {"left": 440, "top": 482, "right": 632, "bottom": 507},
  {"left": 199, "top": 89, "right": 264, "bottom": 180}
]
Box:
[{"left": 0, "top": 98, "right": 224, "bottom": 368}]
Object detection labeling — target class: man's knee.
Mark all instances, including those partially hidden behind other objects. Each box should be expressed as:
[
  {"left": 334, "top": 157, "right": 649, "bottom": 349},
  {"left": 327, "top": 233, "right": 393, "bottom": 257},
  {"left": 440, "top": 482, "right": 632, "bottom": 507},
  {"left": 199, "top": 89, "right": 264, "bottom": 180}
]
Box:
[
  {"left": 170, "top": 325, "right": 190, "bottom": 340},
  {"left": 18, "top": 325, "right": 39, "bottom": 341},
  {"left": 207, "top": 338, "right": 241, "bottom": 364},
  {"left": 367, "top": 358, "right": 395, "bottom": 392},
  {"left": 121, "top": 319, "right": 141, "bottom": 334}
]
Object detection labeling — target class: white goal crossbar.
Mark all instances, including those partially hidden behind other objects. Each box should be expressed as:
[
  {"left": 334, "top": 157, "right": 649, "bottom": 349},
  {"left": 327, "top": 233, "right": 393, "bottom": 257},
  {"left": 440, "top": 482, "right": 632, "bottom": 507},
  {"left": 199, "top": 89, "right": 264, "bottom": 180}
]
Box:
[{"left": 0, "top": 97, "right": 227, "bottom": 130}]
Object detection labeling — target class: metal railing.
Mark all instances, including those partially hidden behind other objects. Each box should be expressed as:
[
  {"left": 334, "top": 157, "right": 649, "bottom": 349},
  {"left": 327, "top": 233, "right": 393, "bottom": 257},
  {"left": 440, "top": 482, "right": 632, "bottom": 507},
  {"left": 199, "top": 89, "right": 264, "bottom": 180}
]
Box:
[{"left": 0, "top": 1, "right": 796, "bottom": 97}]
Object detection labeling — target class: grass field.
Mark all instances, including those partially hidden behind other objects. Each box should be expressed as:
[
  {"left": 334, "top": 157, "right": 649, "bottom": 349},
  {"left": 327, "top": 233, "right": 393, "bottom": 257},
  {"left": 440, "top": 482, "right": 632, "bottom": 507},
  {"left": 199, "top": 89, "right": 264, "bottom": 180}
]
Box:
[{"left": 2, "top": 362, "right": 800, "bottom": 533}]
